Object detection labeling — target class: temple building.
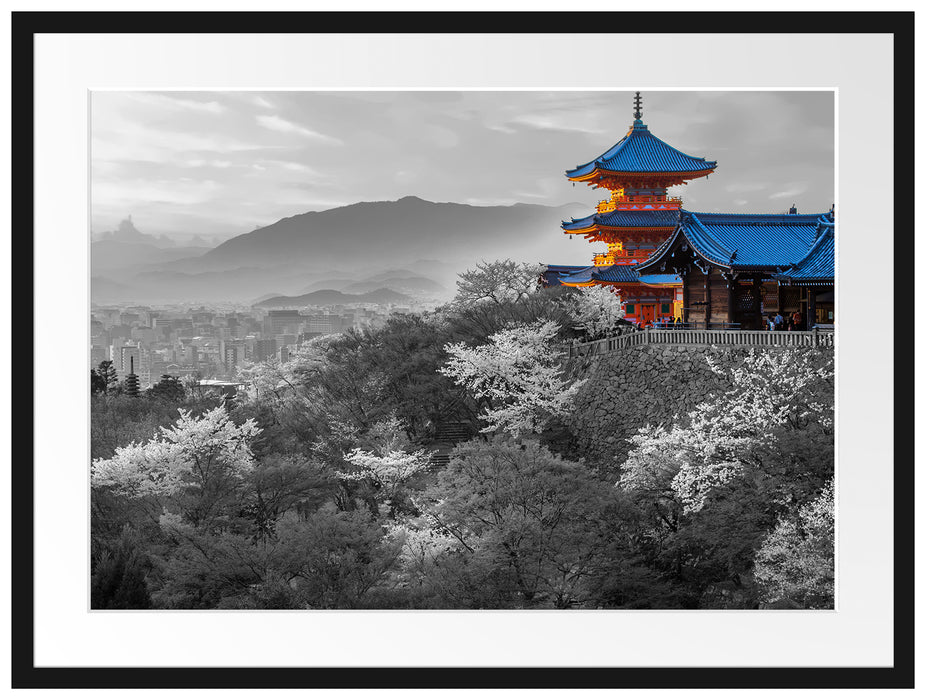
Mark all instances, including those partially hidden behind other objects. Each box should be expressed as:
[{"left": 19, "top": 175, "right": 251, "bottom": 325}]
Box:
[
  {"left": 636, "top": 210, "right": 835, "bottom": 329},
  {"left": 546, "top": 93, "right": 835, "bottom": 330}
]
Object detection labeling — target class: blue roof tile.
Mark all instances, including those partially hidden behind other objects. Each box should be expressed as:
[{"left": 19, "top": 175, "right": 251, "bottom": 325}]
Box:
[
  {"left": 566, "top": 120, "right": 716, "bottom": 179},
  {"left": 556, "top": 266, "right": 597, "bottom": 285},
  {"left": 638, "top": 273, "right": 683, "bottom": 286},
  {"left": 590, "top": 265, "right": 643, "bottom": 284},
  {"left": 553, "top": 265, "right": 682, "bottom": 286},
  {"left": 637, "top": 210, "right": 835, "bottom": 273},
  {"left": 775, "top": 224, "right": 835, "bottom": 284},
  {"left": 541, "top": 264, "right": 589, "bottom": 286},
  {"left": 562, "top": 208, "right": 681, "bottom": 231}
]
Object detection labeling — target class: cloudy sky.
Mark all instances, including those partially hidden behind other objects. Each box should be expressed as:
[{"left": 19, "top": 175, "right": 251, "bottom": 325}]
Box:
[{"left": 91, "top": 90, "right": 834, "bottom": 244}]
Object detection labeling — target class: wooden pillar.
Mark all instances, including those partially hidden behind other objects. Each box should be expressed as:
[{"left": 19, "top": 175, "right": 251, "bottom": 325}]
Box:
[
  {"left": 753, "top": 275, "right": 763, "bottom": 330},
  {"left": 806, "top": 287, "right": 816, "bottom": 329},
  {"left": 704, "top": 267, "right": 712, "bottom": 328},
  {"left": 727, "top": 275, "right": 736, "bottom": 329},
  {"left": 682, "top": 270, "right": 690, "bottom": 324}
]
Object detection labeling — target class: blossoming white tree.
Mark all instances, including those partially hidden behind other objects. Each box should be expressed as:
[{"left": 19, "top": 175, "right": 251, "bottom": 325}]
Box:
[
  {"left": 754, "top": 479, "right": 834, "bottom": 608},
  {"left": 620, "top": 349, "right": 834, "bottom": 512},
  {"left": 340, "top": 447, "right": 432, "bottom": 502},
  {"left": 440, "top": 319, "right": 586, "bottom": 437},
  {"left": 338, "top": 416, "right": 432, "bottom": 508},
  {"left": 618, "top": 348, "right": 834, "bottom": 604},
  {"left": 236, "top": 337, "right": 331, "bottom": 409},
  {"left": 451, "top": 259, "right": 545, "bottom": 308},
  {"left": 569, "top": 284, "right": 625, "bottom": 339},
  {"left": 91, "top": 405, "right": 262, "bottom": 524}
]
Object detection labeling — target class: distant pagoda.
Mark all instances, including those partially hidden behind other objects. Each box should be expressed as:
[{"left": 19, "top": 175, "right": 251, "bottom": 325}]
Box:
[
  {"left": 556, "top": 92, "right": 716, "bottom": 324},
  {"left": 124, "top": 356, "right": 140, "bottom": 397}
]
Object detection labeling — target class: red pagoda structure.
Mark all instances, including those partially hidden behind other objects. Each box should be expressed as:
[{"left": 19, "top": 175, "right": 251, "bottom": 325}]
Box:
[{"left": 554, "top": 92, "right": 716, "bottom": 325}]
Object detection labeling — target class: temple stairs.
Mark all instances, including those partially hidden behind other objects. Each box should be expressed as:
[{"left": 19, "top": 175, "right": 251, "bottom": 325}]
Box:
[{"left": 424, "top": 421, "right": 474, "bottom": 468}]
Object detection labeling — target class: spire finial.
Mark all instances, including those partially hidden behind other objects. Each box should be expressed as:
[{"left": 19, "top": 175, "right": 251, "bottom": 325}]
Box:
[{"left": 633, "top": 91, "right": 643, "bottom": 120}]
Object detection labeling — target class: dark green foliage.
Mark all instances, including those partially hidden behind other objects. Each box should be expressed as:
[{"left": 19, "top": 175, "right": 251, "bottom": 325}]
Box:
[
  {"left": 90, "top": 287, "right": 834, "bottom": 610},
  {"left": 408, "top": 438, "right": 655, "bottom": 609},
  {"left": 90, "top": 392, "right": 221, "bottom": 459},
  {"left": 146, "top": 374, "right": 186, "bottom": 402},
  {"left": 91, "top": 526, "right": 152, "bottom": 609},
  {"left": 152, "top": 507, "right": 401, "bottom": 609},
  {"left": 90, "top": 360, "right": 119, "bottom": 395}
]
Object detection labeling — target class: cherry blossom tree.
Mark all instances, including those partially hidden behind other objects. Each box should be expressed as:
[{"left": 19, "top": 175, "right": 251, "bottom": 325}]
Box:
[
  {"left": 439, "top": 319, "right": 586, "bottom": 437},
  {"left": 340, "top": 447, "right": 431, "bottom": 508},
  {"left": 618, "top": 348, "right": 834, "bottom": 603},
  {"left": 338, "top": 416, "right": 432, "bottom": 513},
  {"left": 569, "top": 284, "right": 625, "bottom": 339},
  {"left": 451, "top": 259, "right": 545, "bottom": 308},
  {"left": 754, "top": 479, "right": 834, "bottom": 608},
  {"left": 91, "top": 405, "right": 261, "bottom": 526}
]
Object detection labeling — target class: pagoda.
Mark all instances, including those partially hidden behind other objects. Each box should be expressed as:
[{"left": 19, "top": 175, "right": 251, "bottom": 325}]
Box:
[{"left": 555, "top": 92, "right": 716, "bottom": 325}]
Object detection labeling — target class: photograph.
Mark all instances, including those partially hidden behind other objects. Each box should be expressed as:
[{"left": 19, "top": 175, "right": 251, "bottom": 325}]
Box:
[
  {"left": 88, "top": 88, "right": 836, "bottom": 611},
  {"left": 16, "top": 11, "right": 910, "bottom": 688}
]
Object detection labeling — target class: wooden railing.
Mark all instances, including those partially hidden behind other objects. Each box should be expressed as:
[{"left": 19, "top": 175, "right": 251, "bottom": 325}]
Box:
[{"left": 567, "top": 328, "right": 835, "bottom": 357}]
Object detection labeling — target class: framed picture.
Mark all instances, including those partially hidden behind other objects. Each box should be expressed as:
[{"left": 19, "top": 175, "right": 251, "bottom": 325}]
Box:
[{"left": 12, "top": 9, "right": 913, "bottom": 690}]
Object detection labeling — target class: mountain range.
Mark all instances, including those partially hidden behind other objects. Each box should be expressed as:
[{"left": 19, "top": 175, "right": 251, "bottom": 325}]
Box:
[
  {"left": 254, "top": 288, "right": 415, "bottom": 308},
  {"left": 91, "top": 196, "right": 587, "bottom": 303}
]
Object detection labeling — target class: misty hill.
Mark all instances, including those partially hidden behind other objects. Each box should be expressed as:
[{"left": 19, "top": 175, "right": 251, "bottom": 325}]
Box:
[
  {"left": 91, "top": 197, "right": 590, "bottom": 302},
  {"left": 93, "top": 217, "right": 215, "bottom": 250},
  {"left": 341, "top": 276, "right": 446, "bottom": 296},
  {"left": 255, "top": 287, "right": 414, "bottom": 308},
  {"left": 300, "top": 278, "right": 358, "bottom": 294},
  {"left": 92, "top": 239, "right": 211, "bottom": 273},
  {"left": 252, "top": 292, "right": 286, "bottom": 305},
  {"left": 201, "top": 196, "right": 578, "bottom": 271}
]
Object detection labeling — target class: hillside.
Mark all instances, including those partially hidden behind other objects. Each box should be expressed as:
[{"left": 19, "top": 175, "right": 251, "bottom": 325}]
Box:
[
  {"left": 90, "top": 197, "right": 590, "bottom": 302},
  {"left": 254, "top": 287, "right": 414, "bottom": 308},
  {"left": 201, "top": 196, "right": 580, "bottom": 270}
]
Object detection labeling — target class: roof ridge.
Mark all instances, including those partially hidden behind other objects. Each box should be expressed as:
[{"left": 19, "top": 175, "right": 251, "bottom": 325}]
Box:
[{"left": 684, "top": 212, "right": 736, "bottom": 265}]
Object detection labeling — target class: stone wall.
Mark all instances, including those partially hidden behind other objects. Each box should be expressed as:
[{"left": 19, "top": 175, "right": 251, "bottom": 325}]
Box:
[{"left": 565, "top": 344, "right": 833, "bottom": 470}]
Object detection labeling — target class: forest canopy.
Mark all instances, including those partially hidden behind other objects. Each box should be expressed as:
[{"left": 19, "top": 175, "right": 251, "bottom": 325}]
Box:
[{"left": 90, "top": 261, "right": 834, "bottom": 610}]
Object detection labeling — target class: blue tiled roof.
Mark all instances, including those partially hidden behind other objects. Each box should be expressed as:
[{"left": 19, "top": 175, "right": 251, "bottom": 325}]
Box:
[
  {"left": 541, "top": 264, "right": 588, "bottom": 286},
  {"left": 776, "top": 225, "right": 835, "bottom": 284},
  {"left": 562, "top": 208, "right": 681, "bottom": 232},
  {"left": 566, "top": 120, "right": 716, "bottom": 179},
  {"left": 557, "top": 266, "right": 597, "bottom": 285},
  {"left": 638, "top": 273, "right": 683, "bottom": 286},
  {"left": 637, "top": 210, "right": 835, "bottom": 274},
  {"left": 553, "top": 265, "right": 681, "bottom": 286},
  {"left": 591, "top": 265, "right": 644, "bottom": 284}
]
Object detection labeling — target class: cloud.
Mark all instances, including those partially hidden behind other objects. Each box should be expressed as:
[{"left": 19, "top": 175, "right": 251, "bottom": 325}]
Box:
[
  {"left": 91, "top": 112, "right": 269, "bottom": 163},
  {"left": 262, "top": 160, "right": 321, "bottom": 173},
  {"left": 129, "top": 93, "right": 226, "bottom": 114},
  {"left": 183, "top": 159, "right": 234, "bottom": 169},
  {"left": 94, "top": 178, "right": 223, "bottom": 207},
  {"left": 256, "top": 115, "right": 342, "bottom": 144},
  {"left": 501, "top": 113, "right": 605, "bottom": 135},
  {"left": 725, "top": 182, "right": 767, "bottom": 193},
  {"left": 768, "top": 184, "right": 808, "bottom": 200},
  {"left": 252, "top": 96, "right": 275, "bottom": 109}
]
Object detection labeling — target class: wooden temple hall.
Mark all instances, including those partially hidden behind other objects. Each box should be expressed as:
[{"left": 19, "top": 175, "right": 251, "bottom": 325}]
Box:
[{"left": 544, "top": 93, "right": 835, "bottom": 330}]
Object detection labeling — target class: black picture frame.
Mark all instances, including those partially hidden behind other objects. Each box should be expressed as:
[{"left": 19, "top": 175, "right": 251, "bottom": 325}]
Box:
[{"left": 11, "top": 9, "right": 914, "bottom": 690}]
